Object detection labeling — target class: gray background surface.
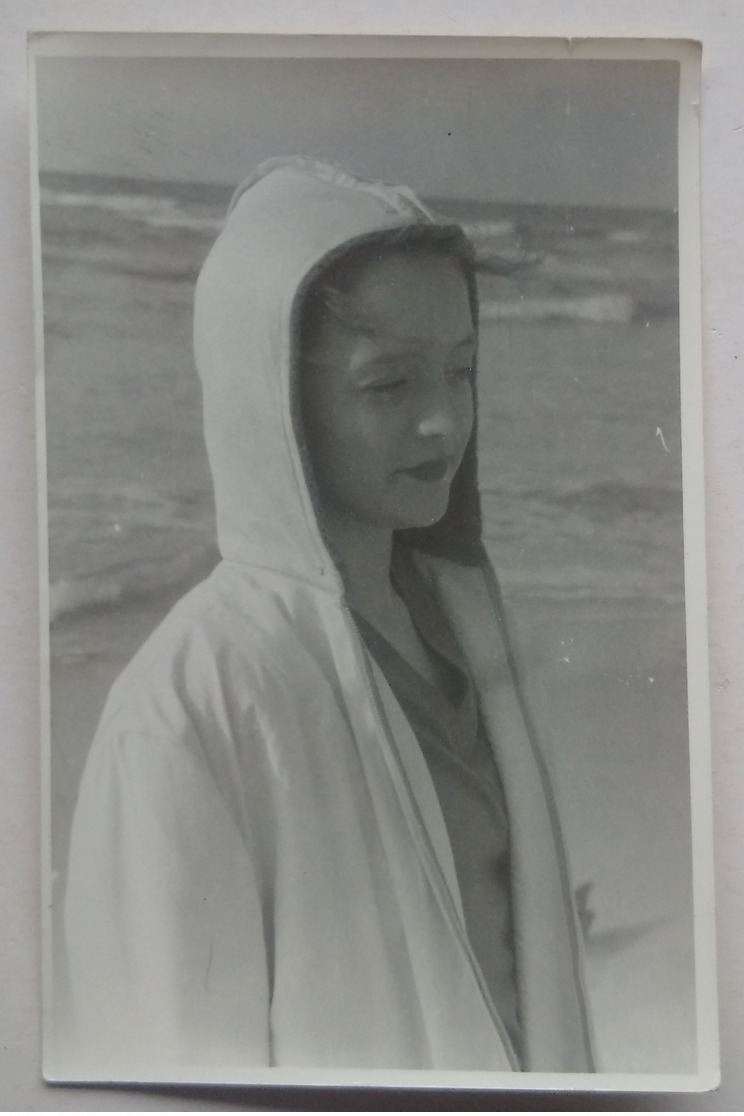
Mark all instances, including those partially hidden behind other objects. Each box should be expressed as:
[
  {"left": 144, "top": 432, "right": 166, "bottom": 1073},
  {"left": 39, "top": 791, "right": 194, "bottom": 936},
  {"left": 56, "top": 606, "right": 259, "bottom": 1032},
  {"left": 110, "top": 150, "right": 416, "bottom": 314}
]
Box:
[{"left": 1, "top": 0, "right": 742, "bottom": 1109}]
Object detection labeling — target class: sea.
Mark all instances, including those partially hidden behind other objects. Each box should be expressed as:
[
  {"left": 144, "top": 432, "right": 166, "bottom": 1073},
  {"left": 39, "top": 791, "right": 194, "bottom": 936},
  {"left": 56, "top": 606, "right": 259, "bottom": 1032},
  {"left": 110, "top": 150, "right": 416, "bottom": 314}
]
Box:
[{"left": 38, "top": 172, "right": 685, "bottom": 662}]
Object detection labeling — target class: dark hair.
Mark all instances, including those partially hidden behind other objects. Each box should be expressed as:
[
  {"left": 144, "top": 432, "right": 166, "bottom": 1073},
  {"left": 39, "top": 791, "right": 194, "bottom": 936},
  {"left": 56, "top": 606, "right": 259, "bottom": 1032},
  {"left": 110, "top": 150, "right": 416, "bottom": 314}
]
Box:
[{"left": 301, "top": 225, "right": 479, "bottom": 347}]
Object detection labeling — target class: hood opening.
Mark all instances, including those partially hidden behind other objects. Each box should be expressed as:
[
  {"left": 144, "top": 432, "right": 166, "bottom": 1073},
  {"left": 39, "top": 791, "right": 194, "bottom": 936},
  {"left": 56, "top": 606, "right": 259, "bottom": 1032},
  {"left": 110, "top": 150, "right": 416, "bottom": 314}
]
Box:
[{"left": 290, "top": 225, "right": 485, "bottom": 571}]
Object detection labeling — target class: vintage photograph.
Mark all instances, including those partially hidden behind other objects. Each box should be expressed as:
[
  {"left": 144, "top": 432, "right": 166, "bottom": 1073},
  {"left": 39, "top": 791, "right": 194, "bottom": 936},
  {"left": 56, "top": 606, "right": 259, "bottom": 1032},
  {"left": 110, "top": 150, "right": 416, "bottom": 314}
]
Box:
[{"left": 31, "top": 35, "right": 715, "bottom": 1089}]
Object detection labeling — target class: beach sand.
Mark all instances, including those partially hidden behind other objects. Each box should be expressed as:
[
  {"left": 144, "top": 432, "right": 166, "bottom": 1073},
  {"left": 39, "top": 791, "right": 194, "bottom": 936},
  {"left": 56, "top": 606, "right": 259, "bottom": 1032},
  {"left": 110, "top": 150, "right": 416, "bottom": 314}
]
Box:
[
  {"left": 48, "top": 586, "right": 696, "bottom": 1075},
  {"left": 509, "top": 594, "right": 696, "bottom": 1073}
]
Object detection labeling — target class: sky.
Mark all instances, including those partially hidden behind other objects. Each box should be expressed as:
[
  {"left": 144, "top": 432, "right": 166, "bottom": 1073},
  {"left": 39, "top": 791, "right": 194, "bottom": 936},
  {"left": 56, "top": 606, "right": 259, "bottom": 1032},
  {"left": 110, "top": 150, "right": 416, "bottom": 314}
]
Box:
[{"left": 35, "top": 54, "right": 680, "bottom": 208}]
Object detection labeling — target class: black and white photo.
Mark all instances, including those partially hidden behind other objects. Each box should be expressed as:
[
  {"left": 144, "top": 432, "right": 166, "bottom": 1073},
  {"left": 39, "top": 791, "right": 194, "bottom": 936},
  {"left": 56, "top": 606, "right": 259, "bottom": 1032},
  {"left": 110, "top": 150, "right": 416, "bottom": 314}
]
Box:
[{"left": 30, "top": 34, "right": 716, "bottom": 1091}]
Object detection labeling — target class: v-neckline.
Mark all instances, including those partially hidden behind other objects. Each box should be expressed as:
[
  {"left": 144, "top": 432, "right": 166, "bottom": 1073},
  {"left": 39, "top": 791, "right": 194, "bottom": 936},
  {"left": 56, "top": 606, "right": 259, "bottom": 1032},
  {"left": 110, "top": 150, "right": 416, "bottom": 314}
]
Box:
[
  {"left": 350, "top": 544, "right": 471, "bottom": 711},
  {"left": 353, "top": 608, "right": 461, "bottom": 706},
  {"left": 390, "top": 545, "right": 469, "bottom": 705}
]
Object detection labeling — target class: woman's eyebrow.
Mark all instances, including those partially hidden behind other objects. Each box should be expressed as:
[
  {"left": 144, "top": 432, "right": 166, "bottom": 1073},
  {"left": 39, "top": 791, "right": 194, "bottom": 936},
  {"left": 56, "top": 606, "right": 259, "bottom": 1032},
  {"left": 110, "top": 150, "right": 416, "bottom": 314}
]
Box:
[
  {"left": 354, "top": 333, "right": 478, "bottom": 369},
  {"left": 366, "top": 328, "right": 478, "bottom": 352},
  {"left": 355, "top": 350, "right": 418, "bottom": 371}
]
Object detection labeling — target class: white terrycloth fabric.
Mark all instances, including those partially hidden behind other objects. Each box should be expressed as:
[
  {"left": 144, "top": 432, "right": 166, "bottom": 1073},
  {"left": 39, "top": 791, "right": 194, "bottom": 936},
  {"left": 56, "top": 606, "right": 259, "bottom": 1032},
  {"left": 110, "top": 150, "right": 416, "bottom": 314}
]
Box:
[{"left": 64, "top": 157, "right": 596, "bottom": 1077}]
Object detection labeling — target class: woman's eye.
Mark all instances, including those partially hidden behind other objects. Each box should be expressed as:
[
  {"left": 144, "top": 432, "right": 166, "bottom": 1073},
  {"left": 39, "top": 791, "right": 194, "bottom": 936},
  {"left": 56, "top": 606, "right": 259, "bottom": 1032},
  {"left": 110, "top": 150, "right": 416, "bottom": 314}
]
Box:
[{"left": 363, "top": 377, "right": 409, "bottom": 398}]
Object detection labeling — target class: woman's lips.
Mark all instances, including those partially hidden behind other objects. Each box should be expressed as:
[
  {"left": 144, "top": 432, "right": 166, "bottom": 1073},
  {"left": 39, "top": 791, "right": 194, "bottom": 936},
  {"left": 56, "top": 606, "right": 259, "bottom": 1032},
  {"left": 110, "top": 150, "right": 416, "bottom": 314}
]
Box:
[{"left": 399, "top": 457, "right": 452, "bottom": 482}]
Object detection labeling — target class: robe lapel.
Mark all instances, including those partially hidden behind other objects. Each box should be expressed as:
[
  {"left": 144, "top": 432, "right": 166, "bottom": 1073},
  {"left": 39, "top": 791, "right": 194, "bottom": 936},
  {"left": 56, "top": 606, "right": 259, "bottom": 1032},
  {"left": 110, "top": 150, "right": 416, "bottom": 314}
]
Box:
[{"left": 424, "top": 557, "right": 596, "bottom": 1072}]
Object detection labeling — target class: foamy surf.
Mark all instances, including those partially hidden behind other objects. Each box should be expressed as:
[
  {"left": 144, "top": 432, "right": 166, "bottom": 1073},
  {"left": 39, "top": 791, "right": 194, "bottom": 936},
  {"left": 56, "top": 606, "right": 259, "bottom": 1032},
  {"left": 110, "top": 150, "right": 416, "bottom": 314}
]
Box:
[
  {"left": 607, "top": 229, "right": 649, "bottom": 245},
  {"left": 49, "top": 542, "right": 219, "bottom": 625},
  {"left": 480, "top": 293, "right": 635, "bottom": 324},
  {"left": 40, "top": 186, "right": 224, "bottom": 236},
  {"left": 142, "top": 212, "right": 224, "bottom": 232},
  {"left": 459, "top": 218, "right": 515, "bottom": 239},
  {"left": 41, "top": 187, "right": 179, "bottom": 217}
]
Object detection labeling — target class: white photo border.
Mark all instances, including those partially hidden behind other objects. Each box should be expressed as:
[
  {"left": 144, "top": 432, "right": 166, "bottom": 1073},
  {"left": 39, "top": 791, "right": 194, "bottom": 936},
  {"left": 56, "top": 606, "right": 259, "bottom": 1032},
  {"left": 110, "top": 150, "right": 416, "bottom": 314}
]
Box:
[{"left": 28, "top": 31, "right": 716, "bottom": 1094}]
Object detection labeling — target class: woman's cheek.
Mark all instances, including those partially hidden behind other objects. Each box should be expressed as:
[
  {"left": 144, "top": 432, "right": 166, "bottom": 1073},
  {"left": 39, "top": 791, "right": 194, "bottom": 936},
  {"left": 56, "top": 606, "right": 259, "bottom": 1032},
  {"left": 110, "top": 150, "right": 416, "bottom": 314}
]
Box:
[{"left": 457, "top": 390, "right": 476, "bottom": 446}]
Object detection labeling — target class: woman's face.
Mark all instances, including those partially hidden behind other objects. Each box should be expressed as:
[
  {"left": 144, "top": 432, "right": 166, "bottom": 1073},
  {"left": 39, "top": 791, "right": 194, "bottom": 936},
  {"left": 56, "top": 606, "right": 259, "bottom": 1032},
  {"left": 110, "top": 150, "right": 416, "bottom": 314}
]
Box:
[{"left": 301, "top": 249, "right": 477, "bottom": 533}]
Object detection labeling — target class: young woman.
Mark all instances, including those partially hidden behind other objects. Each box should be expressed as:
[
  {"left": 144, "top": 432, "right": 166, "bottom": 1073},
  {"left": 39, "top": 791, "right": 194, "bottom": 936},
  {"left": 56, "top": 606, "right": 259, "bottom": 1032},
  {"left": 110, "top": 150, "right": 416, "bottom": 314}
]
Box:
[{"left": 64, "top": 156, "right": 595, "bottom": 1076}]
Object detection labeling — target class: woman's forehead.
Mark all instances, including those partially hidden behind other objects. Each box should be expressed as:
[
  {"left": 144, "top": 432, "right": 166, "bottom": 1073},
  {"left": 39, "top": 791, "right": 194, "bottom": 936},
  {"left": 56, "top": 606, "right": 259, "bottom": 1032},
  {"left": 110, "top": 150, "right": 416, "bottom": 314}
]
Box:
[
  {"left": 345, "top": 246, "right": 468, "bottom": 296},
  {"left": 323, "top": 249, "right": 475, "bottom": 344}
]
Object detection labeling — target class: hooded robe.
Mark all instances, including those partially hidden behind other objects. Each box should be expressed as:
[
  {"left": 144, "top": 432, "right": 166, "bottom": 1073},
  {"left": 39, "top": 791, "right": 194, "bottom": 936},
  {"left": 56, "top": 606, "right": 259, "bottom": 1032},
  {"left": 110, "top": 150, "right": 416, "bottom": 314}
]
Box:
[{"left": 64, "top": 157, "right": 596, "bottom": 1078}]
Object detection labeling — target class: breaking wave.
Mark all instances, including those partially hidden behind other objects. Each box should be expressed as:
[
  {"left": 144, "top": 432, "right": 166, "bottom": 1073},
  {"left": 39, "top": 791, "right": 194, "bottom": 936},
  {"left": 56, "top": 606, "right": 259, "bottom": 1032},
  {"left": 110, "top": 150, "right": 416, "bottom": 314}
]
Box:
[
  {"left": 49, "top": 541, "right": 220, "bottom": 626},
  {"left": 480, "top": 293, "right": 635, "bottom": 325}
]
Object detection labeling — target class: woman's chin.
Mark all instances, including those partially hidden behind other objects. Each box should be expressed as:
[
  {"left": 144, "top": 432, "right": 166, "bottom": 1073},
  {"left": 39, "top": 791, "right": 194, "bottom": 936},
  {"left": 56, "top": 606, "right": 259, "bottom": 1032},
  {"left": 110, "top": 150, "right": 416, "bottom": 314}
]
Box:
[
  {"left": 395, "top": 500, "right": 450, "bottom": 531},
  {"left": 325, "top": 489, "right": 451, "bottom": 534}
]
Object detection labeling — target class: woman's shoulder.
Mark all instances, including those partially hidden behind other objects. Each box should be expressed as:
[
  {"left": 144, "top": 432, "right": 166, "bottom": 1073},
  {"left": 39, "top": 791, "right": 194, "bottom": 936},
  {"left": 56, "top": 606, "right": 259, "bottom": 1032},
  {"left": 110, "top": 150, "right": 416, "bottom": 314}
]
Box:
[
  {"left": 96, "top": 562, "right": 327, "bottom": 740},
  {"left": 74, "top": 563, "right": 349, "bottom": 848}
]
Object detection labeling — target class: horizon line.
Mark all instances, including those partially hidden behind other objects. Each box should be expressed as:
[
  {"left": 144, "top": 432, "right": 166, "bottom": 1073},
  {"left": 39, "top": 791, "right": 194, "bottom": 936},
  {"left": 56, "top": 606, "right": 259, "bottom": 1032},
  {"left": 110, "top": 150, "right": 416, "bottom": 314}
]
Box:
[{"left": 37, "top": 167, "right": 678, "bottom": 216}]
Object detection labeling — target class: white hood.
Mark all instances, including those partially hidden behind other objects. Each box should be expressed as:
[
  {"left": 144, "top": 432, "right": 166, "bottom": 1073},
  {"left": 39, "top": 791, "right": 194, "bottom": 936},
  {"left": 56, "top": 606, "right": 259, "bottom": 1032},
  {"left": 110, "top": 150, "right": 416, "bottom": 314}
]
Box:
[{"left": 193, "top": 156, "right": 481, "bottom": 590}]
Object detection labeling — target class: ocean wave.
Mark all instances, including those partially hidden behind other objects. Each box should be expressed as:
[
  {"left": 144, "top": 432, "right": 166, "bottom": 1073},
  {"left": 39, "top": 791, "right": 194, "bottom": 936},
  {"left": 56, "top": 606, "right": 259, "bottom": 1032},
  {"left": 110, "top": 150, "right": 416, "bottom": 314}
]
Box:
[
  {"left": 49, "top": 541, "right": 219, "bottom": 625},
  {"left": 497, "top": 574, "right": 684, "bottom": 607},
  {"left": 41, "top": 187, "right": 178, "bottom": 217},
  {"left": 142, "top": 212, "right": 224, "bottom": 233},
  {"left": 40, "top": 186, "right": 222, "bottom": 236},
  {"left": 459, "top": 218, "right": 515, "bottom": 240},
  {"left": 545, "top": 481, "right": 682, "bottom": 519},
  {"left": 47, "top": 478, "right": 682, "bottom": 625},
  {"left": 480, "top": 293, "right": 635, "bottom": 324},
  {"left": 481, "top": 480, "right": 683, "bottom": 525},
  {"left": 607, "top": 228, "right": 649, "bottom": 245}
]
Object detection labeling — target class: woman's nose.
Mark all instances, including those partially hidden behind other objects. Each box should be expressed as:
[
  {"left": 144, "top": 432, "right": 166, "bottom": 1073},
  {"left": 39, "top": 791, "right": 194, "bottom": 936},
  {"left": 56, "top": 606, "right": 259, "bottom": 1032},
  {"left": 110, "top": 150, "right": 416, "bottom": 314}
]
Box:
[{"left": 415, "top": 386, "right": 458, "bottom": 440}]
